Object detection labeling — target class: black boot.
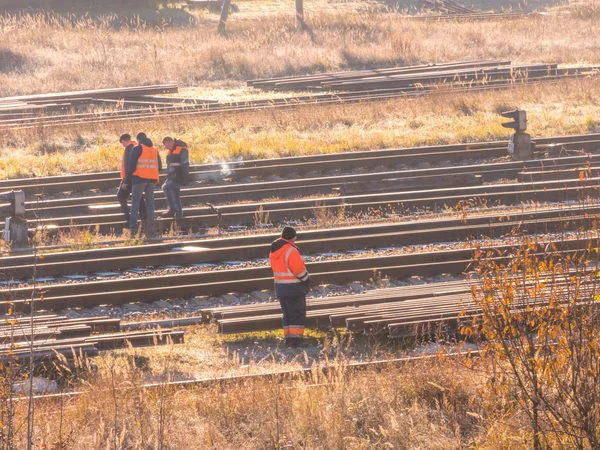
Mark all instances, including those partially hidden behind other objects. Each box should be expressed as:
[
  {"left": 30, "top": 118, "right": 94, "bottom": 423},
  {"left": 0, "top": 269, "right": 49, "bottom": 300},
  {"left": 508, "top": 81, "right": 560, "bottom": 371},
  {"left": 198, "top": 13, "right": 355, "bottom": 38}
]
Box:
[{"left": 286, "top": 337, "right": 307, "bottom": 348}]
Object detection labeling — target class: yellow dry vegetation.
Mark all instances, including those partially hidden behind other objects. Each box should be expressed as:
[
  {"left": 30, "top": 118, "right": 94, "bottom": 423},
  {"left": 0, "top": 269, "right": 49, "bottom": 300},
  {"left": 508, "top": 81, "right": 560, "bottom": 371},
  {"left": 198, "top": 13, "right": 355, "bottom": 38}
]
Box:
[{"left": 12, "top": 352, "right": 494, "bottom": 449}]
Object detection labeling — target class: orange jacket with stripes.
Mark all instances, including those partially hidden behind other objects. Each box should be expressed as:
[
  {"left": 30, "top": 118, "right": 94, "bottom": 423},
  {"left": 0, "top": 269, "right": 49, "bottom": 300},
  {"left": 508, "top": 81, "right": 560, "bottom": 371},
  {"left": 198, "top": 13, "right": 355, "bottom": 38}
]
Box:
[{"left": 270, "top": 238, "right": 310, "bottom": 291}]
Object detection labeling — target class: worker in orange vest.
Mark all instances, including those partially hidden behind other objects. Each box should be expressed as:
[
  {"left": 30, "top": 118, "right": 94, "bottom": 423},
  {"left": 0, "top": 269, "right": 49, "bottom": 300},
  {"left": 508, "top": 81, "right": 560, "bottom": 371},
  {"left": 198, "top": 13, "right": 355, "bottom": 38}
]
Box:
[
  {"left": 127, "top": 132, "right": 162, "bottom": 233},
  {"left": 162, "top": 136, "right": 190, "bottom": 219},
  {"left": 117, "top": 133, "right": 146, "bottom": 224},
  {"left": 269, "top": 226, "right": 310, "bottom": 348}
]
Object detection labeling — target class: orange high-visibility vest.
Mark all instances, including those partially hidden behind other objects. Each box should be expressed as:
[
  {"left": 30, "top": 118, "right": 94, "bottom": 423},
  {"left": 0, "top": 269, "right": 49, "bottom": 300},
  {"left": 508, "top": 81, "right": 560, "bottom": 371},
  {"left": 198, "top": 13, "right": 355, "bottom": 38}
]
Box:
[
  {"left": 132, "top": 144, "right": 160, "bottom": 182},
  {"left": 120, "top": 141, "right": 137, "bottom": 179},
  {"left": 270, "top": 239, "right": 309, "bottom": 284}
]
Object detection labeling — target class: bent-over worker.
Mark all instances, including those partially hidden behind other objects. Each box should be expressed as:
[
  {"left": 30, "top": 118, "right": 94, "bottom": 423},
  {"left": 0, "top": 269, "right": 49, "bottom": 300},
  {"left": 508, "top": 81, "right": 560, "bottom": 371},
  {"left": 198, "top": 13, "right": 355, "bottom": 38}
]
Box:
[
  {"left": 269, "top": 226, "right": 310, "bottom": 347},
  {"left": 162, "top": 136, "right": 190, "bottom": 219}
]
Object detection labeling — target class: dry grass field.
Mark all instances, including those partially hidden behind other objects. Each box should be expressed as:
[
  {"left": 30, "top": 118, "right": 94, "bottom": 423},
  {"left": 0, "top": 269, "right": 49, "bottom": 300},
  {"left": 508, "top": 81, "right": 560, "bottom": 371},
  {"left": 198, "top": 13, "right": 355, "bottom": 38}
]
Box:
[
  {"left": 13, "top": 354, "right": 495, "bottom": 449},
  {"left": 3, "top": 2, "right": 600, "bottom": 449}
]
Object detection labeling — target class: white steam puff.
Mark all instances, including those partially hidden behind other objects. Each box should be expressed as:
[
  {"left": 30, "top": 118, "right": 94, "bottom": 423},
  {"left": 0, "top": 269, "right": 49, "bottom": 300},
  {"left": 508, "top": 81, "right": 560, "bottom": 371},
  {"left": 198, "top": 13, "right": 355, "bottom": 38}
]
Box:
[{"left": 205, "top": 155, "right": 245, "bottom": 179}]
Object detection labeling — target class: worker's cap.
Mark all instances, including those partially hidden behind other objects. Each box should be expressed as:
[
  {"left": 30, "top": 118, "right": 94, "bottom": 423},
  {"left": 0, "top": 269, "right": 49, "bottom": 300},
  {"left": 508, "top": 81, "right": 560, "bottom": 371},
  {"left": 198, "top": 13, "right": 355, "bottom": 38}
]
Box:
[{"left": 282, "top": 226, "right": 297, "bottom": 240}]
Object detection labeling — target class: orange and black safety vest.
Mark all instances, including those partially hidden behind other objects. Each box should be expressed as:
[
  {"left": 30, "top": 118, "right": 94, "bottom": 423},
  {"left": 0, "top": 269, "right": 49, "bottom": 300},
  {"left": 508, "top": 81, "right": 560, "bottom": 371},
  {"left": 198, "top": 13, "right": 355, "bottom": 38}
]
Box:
[
  {"left": 133, "top": 144, "right": 160, "bottom": 183},
  {"left": 167, "top": 146, "right": 183, "bottom": 168},
  {"left": 270, "top": 239, "right": 309, "bottom": 284},
  {"left": 120, "top": 141, "right": 137, "bottom": 179}
]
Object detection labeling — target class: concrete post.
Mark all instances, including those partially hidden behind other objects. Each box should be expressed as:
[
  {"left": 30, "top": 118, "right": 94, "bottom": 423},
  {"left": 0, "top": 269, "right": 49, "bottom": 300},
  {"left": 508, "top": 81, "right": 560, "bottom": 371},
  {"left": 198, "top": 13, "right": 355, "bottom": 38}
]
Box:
[{"left": 509, "top": 132, "right": 533, "bottom": 161}]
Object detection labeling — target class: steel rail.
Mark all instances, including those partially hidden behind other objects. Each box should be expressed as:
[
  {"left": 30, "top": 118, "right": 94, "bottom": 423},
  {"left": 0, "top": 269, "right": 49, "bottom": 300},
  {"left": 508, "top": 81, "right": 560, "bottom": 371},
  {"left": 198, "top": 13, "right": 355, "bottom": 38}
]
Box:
[
  {"left": 0, "top": 139, "right": 509, "bottom": 191},
  {"left": 14, "top": 350, "right": 477, "bottom": 402},
  {"left": 0, "top": 146, "right": 511, "bottom": 196},
  {"left": 12, "top": 175, "right": 600, "bottom": 234}
]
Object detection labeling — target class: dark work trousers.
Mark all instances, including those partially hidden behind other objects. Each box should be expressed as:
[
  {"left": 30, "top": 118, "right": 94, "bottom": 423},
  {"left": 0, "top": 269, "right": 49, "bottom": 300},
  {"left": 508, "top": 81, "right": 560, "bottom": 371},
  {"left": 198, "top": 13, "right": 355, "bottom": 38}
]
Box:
[
  {"left": 278, "top": 293, "right": 307, "bottom": 340},
  {"left": 117, "top": 181, "right": 147, "bottom": 223},
  {"left": 162, "top": 179, "right": 184, "bottom": 218},
  {"left": 130, "top": 181, "right": 156, "bottom": 232}
]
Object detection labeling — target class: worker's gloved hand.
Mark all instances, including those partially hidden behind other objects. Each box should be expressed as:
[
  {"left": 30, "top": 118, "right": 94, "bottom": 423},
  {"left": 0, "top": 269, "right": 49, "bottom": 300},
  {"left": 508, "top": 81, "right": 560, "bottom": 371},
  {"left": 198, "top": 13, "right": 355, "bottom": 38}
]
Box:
[{"left": 302, "top": 276, "right": 311, "bottom": 290}]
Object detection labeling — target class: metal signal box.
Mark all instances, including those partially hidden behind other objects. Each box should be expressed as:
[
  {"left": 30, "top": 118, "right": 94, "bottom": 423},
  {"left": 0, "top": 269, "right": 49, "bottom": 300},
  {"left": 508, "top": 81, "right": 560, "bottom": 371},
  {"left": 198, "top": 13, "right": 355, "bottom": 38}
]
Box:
[{"left": 501, "top": 109, "right": 527, "bottom": 132}]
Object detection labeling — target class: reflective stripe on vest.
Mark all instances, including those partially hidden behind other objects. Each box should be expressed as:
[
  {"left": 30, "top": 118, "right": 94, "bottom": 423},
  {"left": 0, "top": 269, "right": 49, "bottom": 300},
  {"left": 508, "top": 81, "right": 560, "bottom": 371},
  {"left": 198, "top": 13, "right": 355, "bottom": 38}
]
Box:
[
  {"left": 121, "top": 141, "right": 137, "bottom": 179},
  {"left": 274, "top": 246, "right": 301, "bottom": 284},
  {"left": 132, "top": 144, "right": 159, "bottom": 182}
]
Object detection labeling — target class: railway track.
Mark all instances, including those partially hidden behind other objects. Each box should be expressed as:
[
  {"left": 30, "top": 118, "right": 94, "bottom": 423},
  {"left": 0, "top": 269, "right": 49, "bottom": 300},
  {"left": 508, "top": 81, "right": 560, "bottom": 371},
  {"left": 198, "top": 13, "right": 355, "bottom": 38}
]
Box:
[
  {"left": 16, "top": 150, "right": 600, "bottom": 219},
  {"left": 0, "top": 133, "right": 598, "bottom": 236},
  {"left": 9, "top": 174, "right": 600, "bottom": 235},
  {"left": 1, "top": 134, "right": 599, "bottom": 363},
  {"left": 15, "top": 350, "right": 478, "bottom": 402},
  {"left": 2, "top": 72, "right": 596, "bottom": 131}
]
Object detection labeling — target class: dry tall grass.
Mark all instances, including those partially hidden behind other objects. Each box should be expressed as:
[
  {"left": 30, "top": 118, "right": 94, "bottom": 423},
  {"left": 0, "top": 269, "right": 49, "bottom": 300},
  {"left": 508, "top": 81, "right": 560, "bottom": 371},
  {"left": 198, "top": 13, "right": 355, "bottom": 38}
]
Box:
[
  {"left": 8, "top": 354, "right": 492, "bottom": 449},
  {"left": 0, "top": 4, "right": 599, "bottom": 97}
]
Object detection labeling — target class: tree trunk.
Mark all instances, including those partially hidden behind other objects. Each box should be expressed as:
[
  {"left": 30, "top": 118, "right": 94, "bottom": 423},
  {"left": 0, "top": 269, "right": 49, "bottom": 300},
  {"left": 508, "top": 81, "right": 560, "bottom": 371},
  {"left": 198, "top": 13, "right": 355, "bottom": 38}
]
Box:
[
  {"left": 296, "top": 0, "right": 304, "bottom": 24},
  {"left": 218, "top": 0, "right": 231, "bottom": 34}
]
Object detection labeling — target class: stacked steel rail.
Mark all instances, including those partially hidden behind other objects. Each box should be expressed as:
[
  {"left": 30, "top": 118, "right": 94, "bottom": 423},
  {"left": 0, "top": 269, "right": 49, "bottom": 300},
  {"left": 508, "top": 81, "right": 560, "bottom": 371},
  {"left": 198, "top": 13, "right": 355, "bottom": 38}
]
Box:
[
  {"left": 419, "top": 0, "right": 476, "bottom": 14},
  {"left": 407, "top": 11, "right": 531, "bottom": 20},
  {"left": 0, "top": 314, "right": 184, "bottom": 363},
  {"left": 0, "top": 84, "right": 216, "bottom": 120},
  {"left": 208, "top": 276, "right": 595, "bottom": 337},
  {"left": 247, "top": 61, "right": 599, "bottom": 92}
]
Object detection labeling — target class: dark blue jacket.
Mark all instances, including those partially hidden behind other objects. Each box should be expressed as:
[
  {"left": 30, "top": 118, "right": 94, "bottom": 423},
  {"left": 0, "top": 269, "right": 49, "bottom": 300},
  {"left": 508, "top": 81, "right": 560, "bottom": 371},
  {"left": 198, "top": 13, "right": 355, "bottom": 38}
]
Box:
[
  {"left": 166, "top": 139, "right": 190, "bottom": 185},
  {"left": 121, "top": 142, "right": 135, "bottom": 185}
]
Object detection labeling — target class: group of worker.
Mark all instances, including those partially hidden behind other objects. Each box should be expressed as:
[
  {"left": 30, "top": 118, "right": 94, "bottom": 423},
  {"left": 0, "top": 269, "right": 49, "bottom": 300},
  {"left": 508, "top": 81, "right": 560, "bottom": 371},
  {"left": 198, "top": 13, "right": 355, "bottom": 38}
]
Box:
[
  {"left": 118, "top": 132, "right": 190, "bottom": 233},
  {"left": 118, "top": 133, "right": 310, "bottom": 347}
]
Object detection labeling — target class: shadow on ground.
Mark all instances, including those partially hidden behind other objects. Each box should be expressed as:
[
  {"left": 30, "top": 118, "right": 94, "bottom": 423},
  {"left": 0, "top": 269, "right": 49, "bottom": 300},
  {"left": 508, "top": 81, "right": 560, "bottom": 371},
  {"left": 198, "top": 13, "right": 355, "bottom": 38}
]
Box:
[
  {"left": 223, "top": 330, "right": 418, "bottom": 369},
  {"left": 0, "top": 49, "right": 30, "bottom": 74},
  {"left": 0, "top": 4, "right": 206, "bottom": 29}
]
